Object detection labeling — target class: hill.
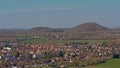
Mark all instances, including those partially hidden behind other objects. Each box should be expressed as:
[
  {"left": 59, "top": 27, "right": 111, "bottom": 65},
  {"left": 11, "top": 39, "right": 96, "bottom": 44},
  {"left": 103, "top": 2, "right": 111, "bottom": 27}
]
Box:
[{"left": 66, "top": 22, "right": 109, "bottom": 33}]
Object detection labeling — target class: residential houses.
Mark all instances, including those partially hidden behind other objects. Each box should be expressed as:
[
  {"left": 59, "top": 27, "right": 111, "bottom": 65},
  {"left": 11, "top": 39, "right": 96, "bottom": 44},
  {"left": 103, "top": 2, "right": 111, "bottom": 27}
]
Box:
[{"left": 0, "top": 41, "right": 120, "bottom": 68}]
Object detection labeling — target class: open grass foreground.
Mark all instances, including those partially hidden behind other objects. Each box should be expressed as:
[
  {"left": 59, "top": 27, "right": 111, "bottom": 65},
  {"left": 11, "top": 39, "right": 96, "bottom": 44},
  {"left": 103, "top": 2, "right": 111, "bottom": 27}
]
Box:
[{"left": 84, "top": 59, "right": 120, "bottom": 68}]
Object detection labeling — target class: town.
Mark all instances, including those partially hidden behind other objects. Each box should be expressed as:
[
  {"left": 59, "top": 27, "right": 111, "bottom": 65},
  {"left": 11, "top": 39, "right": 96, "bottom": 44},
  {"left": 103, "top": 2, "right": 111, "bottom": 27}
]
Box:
[{"left": 0, "top": 40, "right": 120, "bottom": 68}]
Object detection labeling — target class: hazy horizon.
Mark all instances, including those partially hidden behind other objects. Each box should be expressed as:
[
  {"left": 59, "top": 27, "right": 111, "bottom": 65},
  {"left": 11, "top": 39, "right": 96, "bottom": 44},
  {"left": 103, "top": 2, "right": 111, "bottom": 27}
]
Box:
[{"left": 0, "top": 0, "right": 120, "bottom": 28}]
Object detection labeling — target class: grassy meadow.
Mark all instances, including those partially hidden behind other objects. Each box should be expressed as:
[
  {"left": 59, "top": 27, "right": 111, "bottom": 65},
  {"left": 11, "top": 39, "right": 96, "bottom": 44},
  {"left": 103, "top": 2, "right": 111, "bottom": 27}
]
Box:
[{"left": 84, "top": 59, "right": 120, "bottom": 68}]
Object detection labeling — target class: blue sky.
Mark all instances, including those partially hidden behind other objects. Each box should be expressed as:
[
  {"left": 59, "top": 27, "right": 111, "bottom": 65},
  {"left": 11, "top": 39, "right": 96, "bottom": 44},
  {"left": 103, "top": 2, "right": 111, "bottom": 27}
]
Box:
[{"left": 0, "top": 0, "right": 120, "bottom": 28}]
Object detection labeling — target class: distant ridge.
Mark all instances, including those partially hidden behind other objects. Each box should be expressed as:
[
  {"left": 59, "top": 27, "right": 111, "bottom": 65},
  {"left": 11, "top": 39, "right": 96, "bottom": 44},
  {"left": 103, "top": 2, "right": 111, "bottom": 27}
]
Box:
[
  {"left": 29, "top": 27, "right": 64, "bottom": 32},
  {"left": 30, "top": 27, "right": 51, "bottom": 31}
]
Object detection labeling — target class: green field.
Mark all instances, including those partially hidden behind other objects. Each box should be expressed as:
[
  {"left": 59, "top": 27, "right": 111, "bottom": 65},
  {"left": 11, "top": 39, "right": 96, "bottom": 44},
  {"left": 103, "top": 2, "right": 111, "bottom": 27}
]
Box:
[
  {"left": 84, "top": 59, "right": 120, "bottom": 68},
  {"left": 17, "top": 37, "right": 108, "bottom": 45}
]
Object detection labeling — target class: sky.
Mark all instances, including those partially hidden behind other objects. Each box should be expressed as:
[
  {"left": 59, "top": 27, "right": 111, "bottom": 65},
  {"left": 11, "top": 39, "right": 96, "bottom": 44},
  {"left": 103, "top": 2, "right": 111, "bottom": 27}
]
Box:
[{"left": 0, "top": 0, "right": 120, "bottom": 29}]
